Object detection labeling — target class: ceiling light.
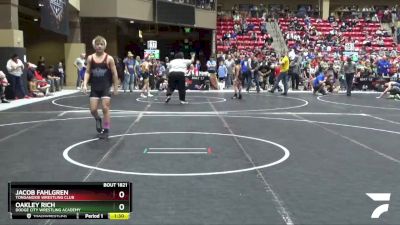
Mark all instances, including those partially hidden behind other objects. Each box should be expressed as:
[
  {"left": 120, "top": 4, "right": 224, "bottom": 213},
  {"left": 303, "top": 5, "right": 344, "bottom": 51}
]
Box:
[{"left": 34, "top": 18, "right": 39, "bottom": 22}]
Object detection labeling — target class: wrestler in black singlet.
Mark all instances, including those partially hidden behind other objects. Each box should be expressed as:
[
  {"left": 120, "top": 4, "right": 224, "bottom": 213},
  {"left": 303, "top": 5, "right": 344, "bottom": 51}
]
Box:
[{"left": 89, "top": 54, "right": 113, "bottom": 98}]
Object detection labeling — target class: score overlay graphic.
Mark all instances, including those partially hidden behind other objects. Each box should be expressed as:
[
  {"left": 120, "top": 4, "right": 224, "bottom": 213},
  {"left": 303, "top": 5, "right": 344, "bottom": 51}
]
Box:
[{"left": 8, "top": 182, "right": 132, "bottom": 220}]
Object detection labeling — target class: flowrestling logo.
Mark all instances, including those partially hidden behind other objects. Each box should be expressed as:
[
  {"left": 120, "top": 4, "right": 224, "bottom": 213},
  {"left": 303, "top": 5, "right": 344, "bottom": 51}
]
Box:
[
  {"left": 49, "top": 0, "right": 66, "bottom": 22},
  {"left": 366, "top": 193, "right": 391, "bottom": 219}
]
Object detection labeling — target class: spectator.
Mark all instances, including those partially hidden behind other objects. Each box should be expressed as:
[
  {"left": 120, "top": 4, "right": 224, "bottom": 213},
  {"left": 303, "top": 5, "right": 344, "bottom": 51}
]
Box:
[
  {"left": 271, "top": 50, "right": 290, "bottom": 95},
  {"left": 225, "top": 55, "right": 235, "bottom": 88},
  {"left": 114, "top": 56, "right": 125, "bottom": 86},
  {"left": 206, "top": 55, "right": 218, "bottom": 89},
  {"left": 261, "top": 21, "right": 268, "bottom": 34},
  {"left": 217, "top": 60, "right": 227, "bottom": 89},
  {"left": 155, "top": 61, "right": 167, "bottom": 90},
  {"left": 328, "top": 13, "right": 336, "bottom": 23},
  {"left": 151, "top": 59, "right": 160, "bottom": 89},
  {"left": 313, "top": 69, "right": 327, "bottom": 95},
  {"left": 26, "top": 63, "right": 38, "bottom": 96},
  {"left": 123, "top": 51, "right": 136, "bottom": 92},
  {"left": 140, "top": 57, "right": 152, "bottom": 97},
  {"left": 0, "top": 71, "right": 10, "bottom": 103},
  {"left": 34, "top": 63, "right": 51, "bottom": 95},
  {"left": 44, "top": 66, "right": 61, "bottom": 92},
  {"left": 258, "top": 56, "right": 272, "bottom": 90},
  {"left": 242, "top": 21, "right": 248, "bottom": 34},
  {"left": 249, "top": 54, "right": 260, "bottom": 93},
  {"left": 290, "top": 54, "right": 302, "bottom": 90},
  {"left": 247, "top": 22, "right": 255, "bottom": 32},
  {"left": 186, "top": 63, "right": 195, "bottom": 76},
  {"left": 195, "top": 59, "right": 201, "bottom": 71},
  {"left": 372, "top": 14, "right": 379, "bottom": 22},
  {"left": 74, "top": 53, "right": 86, "bottom": 89},
  {"left": 135, "top": 56, "right": 142, "bottom": 90},
  {"left": 343, "top": 56, "right": 357, "bottom": 96},
  {"left": 288, "top": 49, "right": 296, "bottom": 61},
  {"left": 377, "top": 56, "right": 391, "bottom": 76},
  {"left": 26, "top": 63, "right": 49, "bottom": 97},
  {"left": 37, "top": 56, "right": 46, "bottom": 75},
  {"left": 6, "top": 54, "right": 28, "bottom": 99},
  {"left": 240, "top": 55, "right": 251, "bottom": 89},
  {"left": 365, "top": 14, "right": 372, "bottom": 22},
  {"left": 57, "top": 61, "right": 65, "bottom": 90},
  {"left": 250, "top": 31, "right": 257, "bottom": 41},
  {"left": 250, "top": 4, "right": 258, "bottom": 18}
]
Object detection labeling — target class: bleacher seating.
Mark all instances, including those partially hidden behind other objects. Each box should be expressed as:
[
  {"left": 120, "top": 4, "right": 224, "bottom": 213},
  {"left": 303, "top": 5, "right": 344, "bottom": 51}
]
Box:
[
  {"left": 216, "top": 17, "right": 272, "bottom": 53},
  {"left": 278, "top": 17, "right": 397, "bottom": 53}
]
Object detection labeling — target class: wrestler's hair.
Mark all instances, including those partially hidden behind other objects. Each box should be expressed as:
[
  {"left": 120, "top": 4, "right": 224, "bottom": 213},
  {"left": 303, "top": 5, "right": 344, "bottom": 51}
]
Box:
[{"left": 92, "top": 36, "right": 107, "bottom": 48}]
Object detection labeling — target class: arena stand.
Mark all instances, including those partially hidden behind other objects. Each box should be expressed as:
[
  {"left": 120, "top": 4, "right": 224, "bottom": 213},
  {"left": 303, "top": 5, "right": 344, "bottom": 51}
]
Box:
[
  {"left": 216, "top": 16, "right": 274, "bottom": 54},
  {"left": 279, "top": 17, "right": 400, "bottom": 55}
]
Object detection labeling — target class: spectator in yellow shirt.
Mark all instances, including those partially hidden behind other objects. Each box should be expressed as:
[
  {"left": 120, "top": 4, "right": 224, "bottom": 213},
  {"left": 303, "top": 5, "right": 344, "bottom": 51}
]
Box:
[{"left": 269, "top": 50, "right": 290, "bottom": 95}]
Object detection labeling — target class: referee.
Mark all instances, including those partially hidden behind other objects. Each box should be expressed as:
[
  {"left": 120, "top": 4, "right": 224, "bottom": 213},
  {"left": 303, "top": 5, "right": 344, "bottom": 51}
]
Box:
[{"left": 165, "top": 52, "right": 195, "bottom": 104}]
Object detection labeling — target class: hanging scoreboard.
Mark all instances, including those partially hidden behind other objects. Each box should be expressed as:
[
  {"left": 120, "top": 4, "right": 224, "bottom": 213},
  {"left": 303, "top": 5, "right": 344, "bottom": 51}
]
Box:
[
  {"left": 8, "top": 182, "right": 132, "bottom": 220},
  {"left": 155, "top": 0, "right": 195, "bottom": 26}
]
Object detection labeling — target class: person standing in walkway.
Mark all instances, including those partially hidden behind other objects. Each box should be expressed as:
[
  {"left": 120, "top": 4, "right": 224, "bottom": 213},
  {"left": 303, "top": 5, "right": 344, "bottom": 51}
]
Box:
[
  {"left": 248, "top": 55, "right": 260, "bottom": 93},
  {"left": 225, "top": 54, "right": 235, "bottom": 89},
  {"left": 57, "top": 61, "right": 65, "bottom": 90},
  {"left": 74, "top": 53, "right": 86, "bottom": 89},
  {"left": 123, "top": 51, "right": 136, "bottom": 92},
  {"left": 6, "top": 54, "right": 28, "bottom": 99},
  {"left": 240, "top": 55, "right": 251, "bottom": 89},
  {"left": 140, "top": 57, "right": 152, "bottom": 98},
  {"left": 207, "top": 55, "right": 218, "bottom": 90},
  {"left": 343, "top": 56, "right": 357, "bottom": 96},
  {"left": 134, "top": 55, "right": 142, "bottom": 90},
  {"left": 289, "top": 53, "right": 301, "bottom": 90},
  {"left": 165, "top": 52, "right": 195, "bottom": 104},
  {"left": 258, "top": 56, "right": 272, "bottom": 91},
  {"left": 269, "top": 50, "right": 290, "bottom": 95},
  {"left": 217, "top": 60, "right": 228, "bottom": 89}
]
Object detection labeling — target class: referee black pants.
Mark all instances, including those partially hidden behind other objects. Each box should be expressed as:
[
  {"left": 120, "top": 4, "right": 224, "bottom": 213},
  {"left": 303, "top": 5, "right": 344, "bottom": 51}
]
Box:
[
  {"left": 166, "top": 72, "right": 186, "bottom": 101},
  {"left": 345, "top": 73, "right": 354, "bottom": 96}
]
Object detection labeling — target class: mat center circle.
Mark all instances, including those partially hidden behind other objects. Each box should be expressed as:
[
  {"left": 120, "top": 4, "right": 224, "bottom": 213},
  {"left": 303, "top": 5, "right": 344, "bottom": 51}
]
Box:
[{"left": 63, "top": 132, "right": 290, "bottom": 176}]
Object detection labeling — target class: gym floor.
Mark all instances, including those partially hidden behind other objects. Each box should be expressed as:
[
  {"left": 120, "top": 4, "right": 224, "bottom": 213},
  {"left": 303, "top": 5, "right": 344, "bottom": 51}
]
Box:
[{"left": 1, "top": 91, "right": 399, "bottom": 225}]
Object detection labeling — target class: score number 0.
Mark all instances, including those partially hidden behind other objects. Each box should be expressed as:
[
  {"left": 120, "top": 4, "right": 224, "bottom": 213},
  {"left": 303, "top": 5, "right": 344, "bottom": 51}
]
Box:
[{"left": 118, "top": 191, "right": 126, "bottom": 211}]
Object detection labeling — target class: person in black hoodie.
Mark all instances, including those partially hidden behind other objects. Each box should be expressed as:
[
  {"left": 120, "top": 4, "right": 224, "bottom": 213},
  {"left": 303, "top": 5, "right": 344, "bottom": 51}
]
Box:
[
  {"left": 258, "top": 56, "right": 272, "bottom": 90},
  {"left": 37, "top": 56, "right": 46, "bottom": 75},
  {"left": 44, "top": 66, "right": 61, "bottom": 92},
  {"left": 247, "top": 55, "right": 260, "bottom": 93}
]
